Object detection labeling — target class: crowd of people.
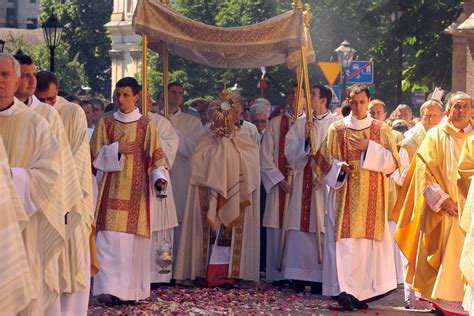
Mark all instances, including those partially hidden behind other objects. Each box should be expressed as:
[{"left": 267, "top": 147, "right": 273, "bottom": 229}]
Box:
[{"left": 1, "top": 50, "right": 474, "bottom": 316}]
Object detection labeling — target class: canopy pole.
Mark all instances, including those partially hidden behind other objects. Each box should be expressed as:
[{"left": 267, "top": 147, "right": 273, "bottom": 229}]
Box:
[
  {"left": 142, "top": 34, "right": 148, "bottom": 117},
  {"left": 294, "top": 65, "right": 304, "bottom": 119},
  {"left": 279, "top": 0, "right": 305, "bottom": 269},
  {"left": 162, "top": 45, "right": 169, "bottom": 118}
]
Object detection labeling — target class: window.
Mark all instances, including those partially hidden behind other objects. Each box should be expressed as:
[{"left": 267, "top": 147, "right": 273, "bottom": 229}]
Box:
[{"left": 30, "top": 0, "right": 36, "bottom": 3}]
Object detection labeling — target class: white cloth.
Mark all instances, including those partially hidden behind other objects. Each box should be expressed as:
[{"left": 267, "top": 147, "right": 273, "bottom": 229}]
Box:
[
  {"left": 58, "top": 245, "right": 90, "bottom": 316},
  {"left": 93, "top": 231, "right": 151, "bottom": 301},
  {"left": 167, "top": 109, "right": 205, "bottom": 258},
  {"left": 388, "top": 221, "right": 404, "bottom": 284},
  {"left": 336, "top": 221, "right": 397, "bottom": 301}
]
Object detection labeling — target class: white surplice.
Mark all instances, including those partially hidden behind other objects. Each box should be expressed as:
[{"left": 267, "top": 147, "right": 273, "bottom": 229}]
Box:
[
  {"left": 323, "top": 113, "right": 398, "bottom": 301},
  {"left": 167, "top": 109, "right": 205, "bottom": 259},
  {"left": 280, "top": 111, "right": 338, "bottom": 282},
  {"left": 92, "top": 109, "right": 168, "bottom": 301},
  {"left": 260, "top": 111, "right": 305, "bottom": 281},
  {"left": 148, "top": 112, "right": 179, "bottom": 283}
]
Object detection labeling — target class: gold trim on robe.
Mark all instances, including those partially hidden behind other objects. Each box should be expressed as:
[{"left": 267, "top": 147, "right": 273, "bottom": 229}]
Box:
[
  {"left": 91, "top": 115, "right": 167, "bottom": 238},
  {"left": 314, "top": 119, "right": 398, "bottom": 241}
]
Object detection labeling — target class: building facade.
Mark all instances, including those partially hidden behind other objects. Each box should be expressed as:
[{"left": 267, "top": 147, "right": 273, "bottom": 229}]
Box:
[
  {"left": 105, "top": 0, "right": 175, "bottom": 93},
  {"left": 445, "top": 0, "right": 474, "bottom": 96},
  {"left": 0, "top": 0, "right": 40, "bottom": 29}
]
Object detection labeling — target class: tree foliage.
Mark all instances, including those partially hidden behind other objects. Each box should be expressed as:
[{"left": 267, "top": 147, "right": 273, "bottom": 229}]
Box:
[
  {"left": 147, "top": 0, "right": 462, "bottom": 112},
  {"left": 40, "top": 0, "right": 113, "bottom": 97},
  {"left": 365, "top": 0, "right": 462, "bottom": 110}
]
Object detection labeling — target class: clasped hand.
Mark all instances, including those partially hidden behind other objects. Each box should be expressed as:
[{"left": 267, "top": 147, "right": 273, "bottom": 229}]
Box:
[
  {"left": 348, "top": 134, "right": 369, "bottom": 151},
  {"left": 117, "top": 132, "right": 138, "bottom": 154}
]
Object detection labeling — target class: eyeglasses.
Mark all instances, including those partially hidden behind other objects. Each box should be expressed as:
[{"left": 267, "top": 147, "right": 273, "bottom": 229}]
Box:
[
  {"left": 253, "top": 119, "right": 267, "bottom": 123},
  {"left": 244, "top": 107, "right": 251, "bottom": 112}
]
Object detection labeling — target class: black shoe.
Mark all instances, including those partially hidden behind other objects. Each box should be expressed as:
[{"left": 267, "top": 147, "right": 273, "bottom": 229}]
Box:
[
  {"left": 290, "top": 280, "right": 306, "bottom": 293},
  {"left": 310, "top": 282, "right": 322, "bottom": 295},
  {"left": 347, "top": 293, "right": 369, "bottom": 310},
  {"left": 338, "top": 292, "right": 354, "bottom": 311},
  {"left": 353, "top": 299, "right": 369, "bottom": 310},
  {"left": 272, "top": 280, "right": 287, "bottom": 288}
]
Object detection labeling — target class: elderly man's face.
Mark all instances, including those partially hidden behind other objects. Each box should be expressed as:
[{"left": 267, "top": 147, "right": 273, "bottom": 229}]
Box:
[
  {"left": 0, "top": 57, "right": 20, "bottom": 109},
  {"left": 448, "top": 94, "right": 472, "bottom": 129},
  {"left": 252, "top": 112, "right": 268, "bottom": 134}
]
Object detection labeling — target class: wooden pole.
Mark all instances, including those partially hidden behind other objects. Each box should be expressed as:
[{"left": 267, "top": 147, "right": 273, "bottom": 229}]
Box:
[
  {"left": 301, "top": 41, "right": 323, "bottom": 265},
  {"left": 162, "top": 45, "right": 169, "bottom": 118},
  {"left": 141, "top": 34, "right": 148, "bottom": 116},
  {"left": 278, "top": 167, "right": 294, "bottom": 270}
]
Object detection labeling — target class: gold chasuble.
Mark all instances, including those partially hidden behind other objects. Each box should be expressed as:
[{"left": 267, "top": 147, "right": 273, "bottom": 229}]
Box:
[
  {"left": 459, "top": 136, "right": 474, "bottom": 313},
  {"left": 53, "top": 97, "right": 94, "bottom": 294},
  {"left": 0, "top": 137, "right": 35, "bottom": 315},
  {"left": 398, "top": 123, "right": 427, "bottom": 161},
  {"left": 0, "top": 98, "right": 63, "bottom": 314},
  {"left": 90, "top": 114, "right": 167, "bottom": 238},
  {"left": 394, "top": 122, "right": 474, "bottom": 308},
  {"left": 314, "top": 119, "right": 399, "bottom": 241}
]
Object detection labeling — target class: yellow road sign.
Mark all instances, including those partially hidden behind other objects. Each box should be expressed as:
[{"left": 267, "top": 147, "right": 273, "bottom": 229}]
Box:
[{"left": 318, "top": 62, "right": 341, "bottom": 85}]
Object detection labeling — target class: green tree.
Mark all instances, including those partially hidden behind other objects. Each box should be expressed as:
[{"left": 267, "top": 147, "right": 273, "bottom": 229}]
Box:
[
  {"left": 366, "top": 0, "right": 462, "bottom": 112},
  {"left": 6, "top": 35, "right": 88, "bottom": 95},
  {"left": 40, "top": 0, "right": 112, "bottom": 97}
]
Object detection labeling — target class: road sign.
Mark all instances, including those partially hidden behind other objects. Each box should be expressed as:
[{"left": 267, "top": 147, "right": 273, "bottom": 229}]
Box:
[
  {"left": 319, "top": 62, "right": 341, "bottom": 85},
  {"left": 341, "top": 61, "right": 374, "bottom": 84},
  {"left": 326, "top": 85, "right": 341, "bottom": 107}
]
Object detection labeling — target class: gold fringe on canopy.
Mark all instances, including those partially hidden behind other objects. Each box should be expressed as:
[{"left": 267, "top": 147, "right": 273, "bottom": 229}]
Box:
[{"left": 133, "top": 0, "right": 315, "bottom": 69}]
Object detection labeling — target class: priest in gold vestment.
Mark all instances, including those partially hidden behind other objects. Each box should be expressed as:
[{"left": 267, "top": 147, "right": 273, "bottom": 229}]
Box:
[
  {"left": 458, "top": 135, "right": 474, "bottom": 314},
  {"left": 314, "top": 84, "right": 400, "bottom": 310},
  {"left": 394, "top": 92, "right": 474, "bottom": 315},
  {"left": 91, "top": 77, "right": 168, "bottom": 303},
  {"left": 0, "top": 136, "right": 35, "bottom": 315},
  {"left": 175, "top": 93, "right": 260, "bottom": 286},
  {"left": 0, "top": 54, "right": 64, "bottom": 315},
  {"left": 14, "top": 53, "right": 92, "bottom": 315}
]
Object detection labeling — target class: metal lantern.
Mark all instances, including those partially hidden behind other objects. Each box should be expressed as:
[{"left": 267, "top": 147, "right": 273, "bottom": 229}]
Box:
[
  {"left": 335, "top": 40, "right": 356, "bottom": 69},
  {"left": 41, "top": 13, "right": 63, "bottom": 72}
]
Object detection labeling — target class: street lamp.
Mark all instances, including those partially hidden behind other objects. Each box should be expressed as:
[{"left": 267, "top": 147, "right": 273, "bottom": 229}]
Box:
[
  {"left": 0, "top": 39, "right": 5, "bottom": 53},
  {"left": 41, "top": 13, "right": 63, "bottom": 72},
  {"left": 335, "top": 40, "right": 356, "bottom": 100}
]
